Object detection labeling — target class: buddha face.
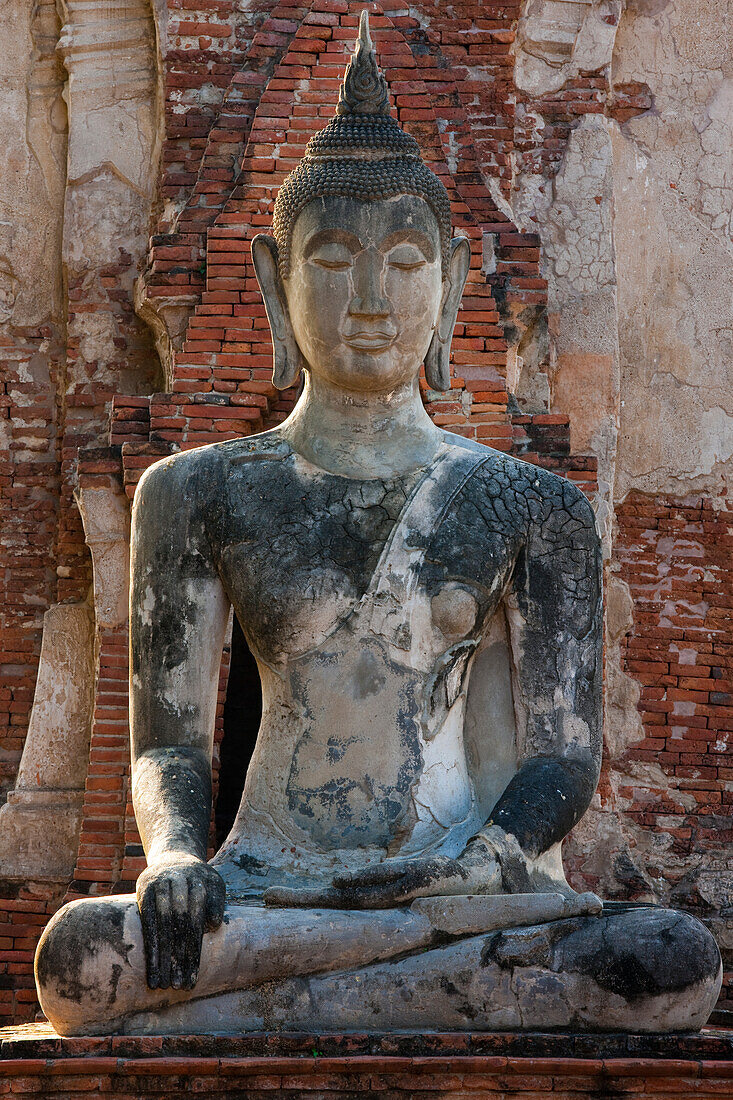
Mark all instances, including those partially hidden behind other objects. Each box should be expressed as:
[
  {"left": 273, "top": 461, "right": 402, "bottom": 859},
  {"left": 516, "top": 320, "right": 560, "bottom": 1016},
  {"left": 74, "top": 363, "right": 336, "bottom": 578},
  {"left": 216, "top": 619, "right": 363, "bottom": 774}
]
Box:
[{"left": 283, "top": 195, "right": 444, "bottom": 393}]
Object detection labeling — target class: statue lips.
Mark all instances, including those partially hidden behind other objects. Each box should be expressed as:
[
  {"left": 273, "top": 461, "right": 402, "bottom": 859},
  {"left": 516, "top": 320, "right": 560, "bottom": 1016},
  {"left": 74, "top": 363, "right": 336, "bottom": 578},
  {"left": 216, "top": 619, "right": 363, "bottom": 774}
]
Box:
[{"left": 344, "top": 328, "right": 398, "bottom": 352}]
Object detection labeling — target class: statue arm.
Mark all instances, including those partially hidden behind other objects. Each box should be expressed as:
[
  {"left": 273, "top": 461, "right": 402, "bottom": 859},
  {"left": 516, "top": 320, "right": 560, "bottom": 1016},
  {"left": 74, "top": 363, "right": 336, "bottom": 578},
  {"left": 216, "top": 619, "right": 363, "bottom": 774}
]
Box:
[
  {"left": 477, "top": 476, "right": 603, "bottom": 885},
  {"left": 129, "top": 452, "right": 230, "bottom": 988}
]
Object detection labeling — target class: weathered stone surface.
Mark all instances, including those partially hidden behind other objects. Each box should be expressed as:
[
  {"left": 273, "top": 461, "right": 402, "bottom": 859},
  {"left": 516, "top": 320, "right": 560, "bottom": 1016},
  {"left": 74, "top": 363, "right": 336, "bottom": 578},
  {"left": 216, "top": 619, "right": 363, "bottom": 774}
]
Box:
[
  {"left": 612, "top": 125, "right": 733, "bottom": 499},
  {"left": 541, "top": 115, "right": 620, "bottom": 556},
  {"left": 32, "top": 17, "right": 720, "bottom": 1038},
  {"left": 411, "top": 890, "right": 603, "bottom": 934},
  {"left": 509, "top": 0, "right": 732, "bottom": 505},
  {"left": 613, "top": 0, "right": 732, "bottom": 238},
  {"left": 77, "top": 485, "right": 131, "bottom": 631},
  {"left": 0, "top": 0, "right": 66, "bottom": 331},
  {"left": 58, "top": 0, "right": 163, "bottom": 397}
]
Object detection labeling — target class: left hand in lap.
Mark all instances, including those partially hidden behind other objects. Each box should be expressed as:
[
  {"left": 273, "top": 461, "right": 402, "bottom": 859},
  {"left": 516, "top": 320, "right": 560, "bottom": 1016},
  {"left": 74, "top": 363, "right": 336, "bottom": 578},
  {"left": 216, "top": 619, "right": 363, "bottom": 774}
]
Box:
[{"left": 264, "top": 838, "right": 501, "bottom": 908}]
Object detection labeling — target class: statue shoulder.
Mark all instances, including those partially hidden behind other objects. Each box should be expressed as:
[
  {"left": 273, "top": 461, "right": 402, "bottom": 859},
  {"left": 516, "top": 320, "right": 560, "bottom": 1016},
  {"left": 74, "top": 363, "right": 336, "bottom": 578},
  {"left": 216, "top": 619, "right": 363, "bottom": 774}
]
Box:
[
  {"left": 135, "top": 431, "right": 292, "bottom": 511},
  {"left": 508, "top": 459, "right": 599, "bottom": 557},
  {"left": 439, "top": 431, "right": 597, "bottom": 540},
  {"left": 134, "top": 442, "right": 226, "bottom": 515}
]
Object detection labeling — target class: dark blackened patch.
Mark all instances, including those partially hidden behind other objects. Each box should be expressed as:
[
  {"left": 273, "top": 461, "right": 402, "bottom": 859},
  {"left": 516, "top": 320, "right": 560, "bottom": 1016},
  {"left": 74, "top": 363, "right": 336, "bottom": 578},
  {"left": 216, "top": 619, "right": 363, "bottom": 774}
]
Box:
[
  {"left": 108, "top": 963, "right": 123, "bottom": 1008},
  {"left": 214, "top": 449, "right": 423, "bottom": 667},
  {"left": 437, "top": 973, "right": 480, "bottom": 1020},
  {"left": 480, "top": 932, "right": 502, "bottom": 967},
  {"left": 439, "top": 975, "right": 462, "bottom": 997},
  {"left": 326, "top": 736, "right": 359, "bottom": 764},
  {"left": 352, "top": 648, "right": 387, "bottom": 698},
  {"left": 553, "top": 908, "right": 722, "bottom": 1001},
  {"left": 132, "top": 748, "right": 213, "bottom": 865},
  {"left": 234, "top": 853, "right": 268, "bottom": 876},
  {"left": 489, "top": 754, "right": 598, "bottom": 861},
  {"left": 421, "top": 460, "right": 527, "bottom": 613},
  {"left": 490, "top": 919, "right": 583, "bottom": 970}
]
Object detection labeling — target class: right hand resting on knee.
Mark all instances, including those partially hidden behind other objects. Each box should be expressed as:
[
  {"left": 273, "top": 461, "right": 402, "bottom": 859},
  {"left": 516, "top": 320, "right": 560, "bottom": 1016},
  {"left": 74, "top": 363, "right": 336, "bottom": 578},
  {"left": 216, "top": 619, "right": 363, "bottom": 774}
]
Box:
[{"left": 136, "top": 854, "right": 226, "bottom": 991}]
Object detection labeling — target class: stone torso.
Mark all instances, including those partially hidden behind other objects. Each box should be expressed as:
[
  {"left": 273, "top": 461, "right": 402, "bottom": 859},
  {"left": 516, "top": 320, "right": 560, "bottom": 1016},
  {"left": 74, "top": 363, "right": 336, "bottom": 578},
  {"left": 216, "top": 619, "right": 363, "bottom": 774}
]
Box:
[{"left": 194, "top": 430, "right": 535, "bottom": 898}]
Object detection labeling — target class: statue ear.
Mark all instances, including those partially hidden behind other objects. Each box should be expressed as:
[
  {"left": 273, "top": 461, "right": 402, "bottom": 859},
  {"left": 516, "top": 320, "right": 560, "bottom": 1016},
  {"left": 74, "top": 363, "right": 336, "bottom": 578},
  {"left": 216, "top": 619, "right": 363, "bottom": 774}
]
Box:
[
  {"left": 251, "top": 234, "right": 306, "bottom": 390},
  {"left": 425, "top": 236, "right": 471, "bottom": 392}
]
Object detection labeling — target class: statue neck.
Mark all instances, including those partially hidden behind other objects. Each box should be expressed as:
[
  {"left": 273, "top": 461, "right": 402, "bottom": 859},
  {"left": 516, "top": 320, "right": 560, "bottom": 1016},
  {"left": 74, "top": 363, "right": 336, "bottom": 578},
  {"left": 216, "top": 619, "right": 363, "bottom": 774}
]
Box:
[{"left": 280, "top": 371, "right": 443, "bottom": 480}]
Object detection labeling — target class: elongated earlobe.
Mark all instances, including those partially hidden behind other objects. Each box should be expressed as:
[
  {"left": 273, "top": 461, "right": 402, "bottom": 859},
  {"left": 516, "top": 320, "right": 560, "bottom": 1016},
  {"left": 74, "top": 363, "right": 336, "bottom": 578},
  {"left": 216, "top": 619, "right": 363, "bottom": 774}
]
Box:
[
  {"left": 425, "top": 236, "right": 471, "bottom": 392},
  {"left": 251, "top": 234, "right": 306, "bottom": 390}
]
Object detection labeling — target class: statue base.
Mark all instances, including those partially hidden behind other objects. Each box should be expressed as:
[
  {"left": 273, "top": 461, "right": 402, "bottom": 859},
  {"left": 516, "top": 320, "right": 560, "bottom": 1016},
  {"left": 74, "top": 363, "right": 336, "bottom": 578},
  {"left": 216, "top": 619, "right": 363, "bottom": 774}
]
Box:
[{"left": 1, "top": 1025, "right": 731, "bottom": 1098}]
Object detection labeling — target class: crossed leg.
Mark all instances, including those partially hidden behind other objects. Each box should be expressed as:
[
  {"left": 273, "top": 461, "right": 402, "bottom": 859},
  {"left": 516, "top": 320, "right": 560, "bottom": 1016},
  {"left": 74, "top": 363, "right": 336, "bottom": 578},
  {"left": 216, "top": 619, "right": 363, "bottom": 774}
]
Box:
[
  {"left": 36, "top": 895, "right": 721, "bottom": 1036},
  {"left": 35, "top": 895, "right": 433, "bottom": 1035}
]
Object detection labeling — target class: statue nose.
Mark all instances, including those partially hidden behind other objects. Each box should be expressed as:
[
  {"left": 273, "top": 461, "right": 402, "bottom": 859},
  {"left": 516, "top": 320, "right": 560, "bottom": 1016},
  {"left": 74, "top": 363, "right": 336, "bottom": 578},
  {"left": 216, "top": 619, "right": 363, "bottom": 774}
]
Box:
[{"left": 349, "top": 250, "right": 389, "bottom": 318}]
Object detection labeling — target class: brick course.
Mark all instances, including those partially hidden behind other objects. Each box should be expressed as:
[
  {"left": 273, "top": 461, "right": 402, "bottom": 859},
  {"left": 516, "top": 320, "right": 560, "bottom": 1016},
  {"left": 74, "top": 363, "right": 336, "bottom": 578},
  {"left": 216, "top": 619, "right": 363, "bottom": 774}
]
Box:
[
  {"left": 0, "top": 1028, "right": 731, "bottom": 1098},
  {"left": 0, "top": 1032, "right": 732, "bottom": 1099}
]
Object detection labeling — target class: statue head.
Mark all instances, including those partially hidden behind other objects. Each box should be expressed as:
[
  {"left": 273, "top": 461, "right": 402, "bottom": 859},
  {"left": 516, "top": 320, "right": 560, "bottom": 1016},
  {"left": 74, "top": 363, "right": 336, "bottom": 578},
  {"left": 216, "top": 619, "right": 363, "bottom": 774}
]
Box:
[{"left": 252, "top": 10, "right": 470, "bottom": 393}]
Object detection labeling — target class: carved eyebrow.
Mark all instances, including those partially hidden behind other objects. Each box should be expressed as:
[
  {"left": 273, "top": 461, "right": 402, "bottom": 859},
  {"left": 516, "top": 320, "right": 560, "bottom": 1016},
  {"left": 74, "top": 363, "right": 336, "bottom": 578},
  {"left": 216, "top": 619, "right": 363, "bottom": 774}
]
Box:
[
  {"left": 380, "top": 230, "right": 435, "bottom": 261},
  {"left": 302, "top": 228, "right": 361, "bottom": 259}
]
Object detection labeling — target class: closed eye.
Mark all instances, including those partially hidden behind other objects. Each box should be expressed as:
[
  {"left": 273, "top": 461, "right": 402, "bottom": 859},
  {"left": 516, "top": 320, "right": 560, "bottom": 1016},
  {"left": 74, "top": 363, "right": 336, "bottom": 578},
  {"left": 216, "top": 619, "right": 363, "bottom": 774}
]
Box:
[
  {"left": 311, "top": 258, "right": 352, "bottom": 270},
  {"left": 389, "top": 259, "right": 426, "bottom": 271},
  {"left": 387, "top": 245, "right": 427, "bottom": 271},
  {"left": 309, "top": 243, "right": 354, "bottom": 270}
]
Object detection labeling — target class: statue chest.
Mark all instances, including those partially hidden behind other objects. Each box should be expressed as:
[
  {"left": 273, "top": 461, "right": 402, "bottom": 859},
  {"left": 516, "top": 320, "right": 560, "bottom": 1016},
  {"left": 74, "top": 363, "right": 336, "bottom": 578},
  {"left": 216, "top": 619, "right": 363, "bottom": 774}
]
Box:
[
  {"left": 212, "top": 447, "right": 525, "bottom": 858},
  {"left": 213, "top": 454, "right": 521, "bottom": 671}
]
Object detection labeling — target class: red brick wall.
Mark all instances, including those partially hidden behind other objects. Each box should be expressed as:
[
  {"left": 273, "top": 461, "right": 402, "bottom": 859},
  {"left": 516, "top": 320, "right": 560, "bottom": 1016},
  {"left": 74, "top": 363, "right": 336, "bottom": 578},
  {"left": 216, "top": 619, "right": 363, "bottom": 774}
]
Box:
[
  {"left": 615, "top": 494, "right": 733, "bottom": 1010},
  {"left": 0, "top": 884, "right": 64, "bottom": 1026},
  {"left": 616, "top": 496, "right": 732, "bottom": 838},
  {"left": 0, "top": 325, "right": 63, "bottom": 802}
]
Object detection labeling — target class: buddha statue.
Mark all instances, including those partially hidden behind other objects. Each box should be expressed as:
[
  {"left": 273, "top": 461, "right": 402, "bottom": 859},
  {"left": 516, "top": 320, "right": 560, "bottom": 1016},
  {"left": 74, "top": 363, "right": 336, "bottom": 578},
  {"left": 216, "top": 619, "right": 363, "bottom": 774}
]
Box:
[{"left": 35, "top": 13, "right": 721, "bottom": 1036}]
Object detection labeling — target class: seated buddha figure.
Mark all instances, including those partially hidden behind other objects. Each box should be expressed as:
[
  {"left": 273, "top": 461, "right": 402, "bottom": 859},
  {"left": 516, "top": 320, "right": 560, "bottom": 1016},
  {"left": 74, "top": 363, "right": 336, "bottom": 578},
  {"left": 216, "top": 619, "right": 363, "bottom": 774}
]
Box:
[{"left": 36, "top": 14, "right": 720, "bottom": 1036}]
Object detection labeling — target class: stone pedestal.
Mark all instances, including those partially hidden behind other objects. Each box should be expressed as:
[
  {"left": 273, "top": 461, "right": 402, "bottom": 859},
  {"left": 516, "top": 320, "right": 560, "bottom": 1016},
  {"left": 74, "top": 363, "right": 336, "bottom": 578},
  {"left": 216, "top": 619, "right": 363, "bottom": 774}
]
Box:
[{"left": 0, "top": 1026, "right": 731, "bottom": 1099}]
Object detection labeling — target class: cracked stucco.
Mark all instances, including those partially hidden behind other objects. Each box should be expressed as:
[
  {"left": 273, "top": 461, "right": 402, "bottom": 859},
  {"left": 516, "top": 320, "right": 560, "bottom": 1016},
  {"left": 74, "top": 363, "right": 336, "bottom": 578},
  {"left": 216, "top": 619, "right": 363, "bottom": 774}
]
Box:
[
  {"left": 613, "top": 0, "right": 732, "bottom": 237},
  {"left": 610, "top": 0, "right": 732, "bottom": 498},
  {"left": 509, "top": 0, "right": 732, "bottom": 505},
  {"left": 0, "top": 0, "right": 66, "bottom": 331},
  {"left": 611, "top": 123, "right": 733, "bottom": 498}
]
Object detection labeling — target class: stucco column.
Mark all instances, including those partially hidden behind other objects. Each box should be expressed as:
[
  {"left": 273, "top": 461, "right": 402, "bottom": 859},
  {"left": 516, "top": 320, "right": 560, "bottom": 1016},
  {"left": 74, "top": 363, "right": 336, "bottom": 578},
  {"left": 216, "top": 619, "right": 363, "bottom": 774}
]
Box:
[
  {"left": 56, "top": 0, "right": 162, "bottom": 400},
  {"left": 0, "top": 604, "right": 94, "bottom": 880}
]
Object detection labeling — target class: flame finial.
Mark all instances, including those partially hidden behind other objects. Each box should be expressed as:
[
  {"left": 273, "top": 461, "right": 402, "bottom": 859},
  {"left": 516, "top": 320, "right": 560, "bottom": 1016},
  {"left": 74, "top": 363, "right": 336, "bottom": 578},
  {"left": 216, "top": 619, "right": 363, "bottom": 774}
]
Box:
[{"left": 336, "top": 11, "right": 390, "bottom": 117}]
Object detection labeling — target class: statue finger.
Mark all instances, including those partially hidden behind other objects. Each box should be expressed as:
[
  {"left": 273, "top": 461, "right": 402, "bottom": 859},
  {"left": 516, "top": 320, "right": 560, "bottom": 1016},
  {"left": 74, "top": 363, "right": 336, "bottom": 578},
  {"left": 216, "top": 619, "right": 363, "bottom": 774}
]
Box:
[
  {"left": 169, "top": 875, "right": 189, "bottom": 990},
  {"left": 347, "top": 882, "right": 410, "bottom": 909},
  {"left": 333, "top": 864, "right": 407, "bottom": 889},
  {"left": 264, "top": 885, "right": 343, "bottom": 908},
  {"left": 184, "top": 879, "right": 207, "bottom": 990},
  {"left": 155, "top": 879, "right": 173, "bottom": 989},
  {"left": 204, "top": 872, "right": 226, "bottom": 931},
  {"left": 138, "top": 886, "right": 160, "bottom": 989}
]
